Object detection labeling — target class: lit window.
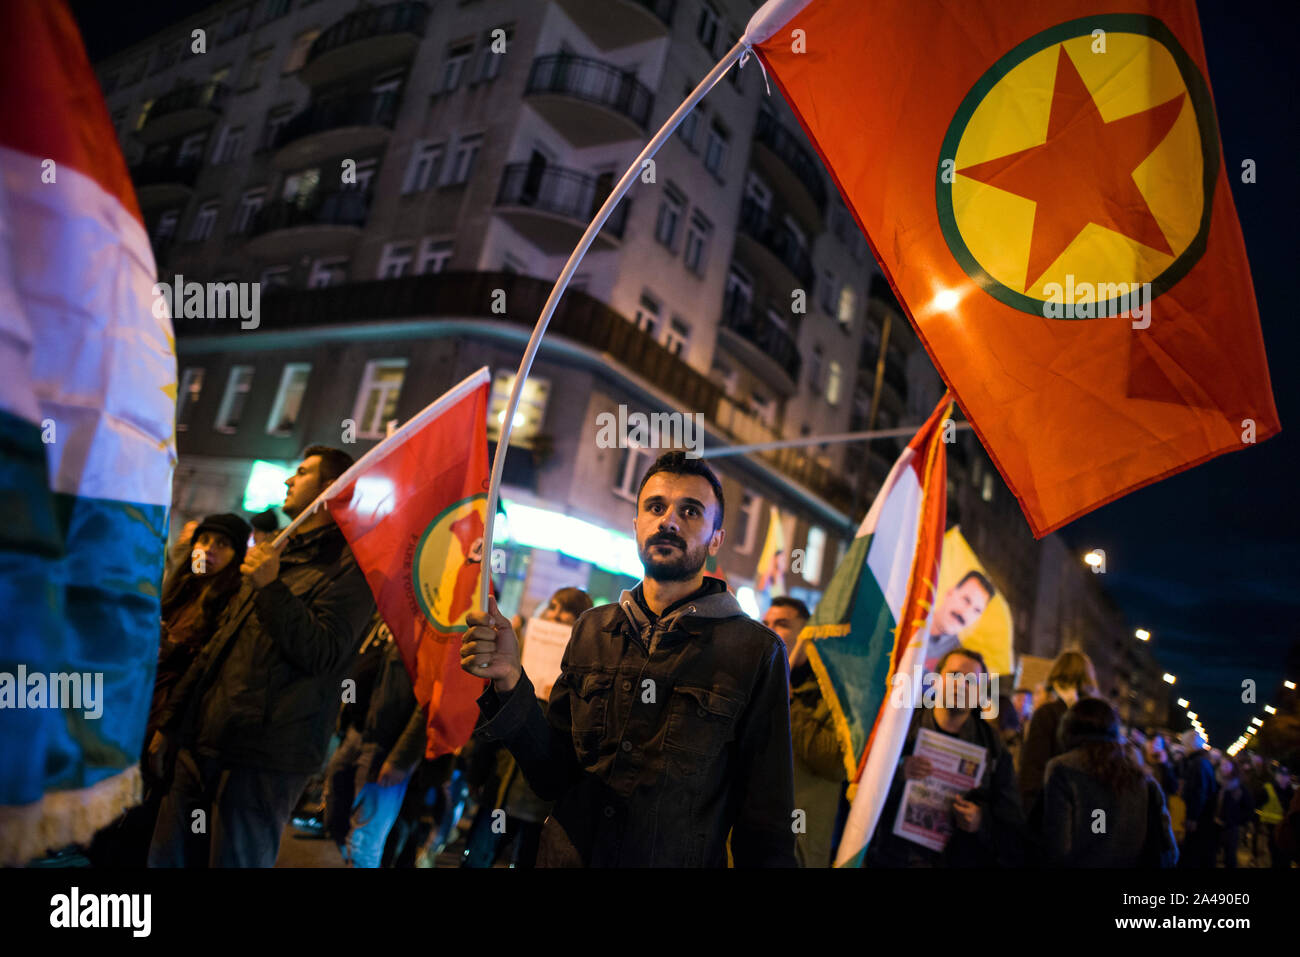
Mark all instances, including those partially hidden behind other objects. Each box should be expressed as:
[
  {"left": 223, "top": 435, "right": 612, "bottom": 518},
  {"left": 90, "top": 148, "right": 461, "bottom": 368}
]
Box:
[
  {"left": 267, "top": 363, "right": 311, "bottom": 435},
  {"left": 215, "top": 365, "right": 254, "bottom": 433},
  {"left": 803, "top": 527, "right": 825, "bottom": 583},
  {"left": 353, "top": 359, "right": 408, "bottom": 439},
  {"left": 177, "top": 367, "right": 204, "bottom": 431},
  {"left": 838, "top": 285, "right": 857, "bottom": 327},
  {"left": 487, "top": 370, "right": 550, "bottom": 449},
  {"left": 826, "top": 361, "right": 842, "bottom": 406},
  {"left": 982, "top": 472, "right": 994, "bottom": 502}
]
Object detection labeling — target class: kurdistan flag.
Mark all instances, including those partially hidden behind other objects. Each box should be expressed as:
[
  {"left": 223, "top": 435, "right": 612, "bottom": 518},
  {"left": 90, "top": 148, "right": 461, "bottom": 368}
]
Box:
[
  {"left": 0, "top": 0, "right": 176, "bottom": 865},
  {"left": 755, "top": 0, "right": 1278, "bottom": 537},
  {"left": 800, "top": 395, "right": 951, "bottom": 867}
]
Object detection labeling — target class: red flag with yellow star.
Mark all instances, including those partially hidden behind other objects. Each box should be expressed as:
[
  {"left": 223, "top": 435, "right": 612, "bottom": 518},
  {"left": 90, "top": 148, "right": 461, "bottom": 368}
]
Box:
[{"left": 756, "top": 0, "right": 1279, "bottom": 536}]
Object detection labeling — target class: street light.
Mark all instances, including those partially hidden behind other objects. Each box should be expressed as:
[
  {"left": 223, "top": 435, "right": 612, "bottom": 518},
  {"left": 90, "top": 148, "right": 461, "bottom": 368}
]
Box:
[
  {"left": 1177, "top": 698, "right": 1189, "bottom": 708},
  {"left": 1163, "top": 673, "right": 1176, "bottom": 685},
  {"left": 1286, "top": 680, "right": 1297, "bottom": 690},
  {"left": 1135, "top": 628, "right": 1150, "bottom": 641},
  {"left": 1265, "top": 705, "right": 1277, "bottom": 714},
  {"left": 1187, "top": 711, "right": 1198, "bottom": 720},
  {"left": 1246, "top": 727, "right": 1256, "bottom": 735},
  {"left": 1084, "top": 550, "right": 1104, "bottom": 568},
  {"left": 1251, "top": 717, "right": 1263, "bottom": 726}
]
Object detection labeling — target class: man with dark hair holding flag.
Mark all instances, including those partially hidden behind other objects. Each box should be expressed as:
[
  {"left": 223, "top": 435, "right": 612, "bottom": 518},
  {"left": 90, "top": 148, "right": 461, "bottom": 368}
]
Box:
[{"left": 461, "top": 451, "right": 796, "bottom": 867}]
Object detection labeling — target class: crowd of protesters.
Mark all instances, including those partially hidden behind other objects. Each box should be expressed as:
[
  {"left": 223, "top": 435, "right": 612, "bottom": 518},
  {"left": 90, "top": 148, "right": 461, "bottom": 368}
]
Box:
[{"left": 81, "top": 448, "right": 1298, "bottom": 869}]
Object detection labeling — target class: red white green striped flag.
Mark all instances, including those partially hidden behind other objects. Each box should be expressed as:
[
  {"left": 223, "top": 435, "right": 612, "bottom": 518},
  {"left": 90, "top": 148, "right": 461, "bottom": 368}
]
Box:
[{"left": 802, "top": 394, "right": 951, "bottom": 867}]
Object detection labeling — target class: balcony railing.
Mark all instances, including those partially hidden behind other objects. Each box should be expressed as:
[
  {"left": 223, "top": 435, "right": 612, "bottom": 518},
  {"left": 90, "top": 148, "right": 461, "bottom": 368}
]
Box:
[
  {"left": 248, "top": 188, "right": 371, "bottom": 236},
  {"left": 719, "top": 291, "right": 802, "bottom": 383},
  {"left": 496, "top": 164, "right": 629, "bottom": 237},
  {"left": 271, "top": 90, "right": 399, "bottom": 150},
  {"left": 526, "top": 54, "right": 653, "bottom": 130},
  {"left": 149, "top": 82, "right": 229, "bottom": 122},
  {"left": 308, "top": 1, "right": 430, "bottom": 65},
  {"left": 131, "top": 155, "right": 201, "bottom": 189},
  {"left": 737, "top": 198, "right": 814, "bottom": 288},
  {"left": 754, "top": 110, "right": 827, "bottom": 214}
]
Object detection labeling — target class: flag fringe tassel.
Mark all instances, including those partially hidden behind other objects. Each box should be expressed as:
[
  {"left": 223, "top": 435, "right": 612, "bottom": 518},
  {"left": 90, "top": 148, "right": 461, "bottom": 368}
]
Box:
[{"left": 0, "top": 764, "right": 141, "bottom": 867}]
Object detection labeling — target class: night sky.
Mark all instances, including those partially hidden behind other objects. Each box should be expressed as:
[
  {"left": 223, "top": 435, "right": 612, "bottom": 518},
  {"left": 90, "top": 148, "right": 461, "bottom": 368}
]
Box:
[{"left": 71, "top": 0, "right": 1298, "bottom": 746}]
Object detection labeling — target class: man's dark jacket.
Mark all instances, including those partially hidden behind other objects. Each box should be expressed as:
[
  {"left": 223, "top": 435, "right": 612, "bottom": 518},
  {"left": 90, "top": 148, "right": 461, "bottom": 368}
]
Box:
[
  {"left": 476, "top": 578, "right": 797, "bottom": 867},
  {"left": 157, "top": 523, "right": 375, "bottom": 774}
]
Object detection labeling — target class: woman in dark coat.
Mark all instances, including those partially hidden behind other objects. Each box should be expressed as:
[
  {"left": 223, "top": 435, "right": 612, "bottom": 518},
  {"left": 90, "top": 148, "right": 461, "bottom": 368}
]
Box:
[
  {"left": 1042, "top": 697, "right": 1177, "bottom": 867},
  {"left": 1018, "top": 650, "right": 1099, "bottom": 831}
]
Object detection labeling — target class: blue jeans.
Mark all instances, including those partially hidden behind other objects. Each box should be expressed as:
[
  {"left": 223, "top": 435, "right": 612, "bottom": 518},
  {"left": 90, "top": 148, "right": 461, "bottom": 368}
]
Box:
[{"left": 345, "top": 775, "right": 411, "bottom": 867}]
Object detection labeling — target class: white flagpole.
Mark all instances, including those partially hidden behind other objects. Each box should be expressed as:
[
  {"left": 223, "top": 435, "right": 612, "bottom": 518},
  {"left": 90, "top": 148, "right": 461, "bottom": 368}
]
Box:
[
  {"left": 272, "top": 366, "right": 491, "bottom": 548},
  {"left": 477, "top": 39, "right": 761, "bottom": 610}
]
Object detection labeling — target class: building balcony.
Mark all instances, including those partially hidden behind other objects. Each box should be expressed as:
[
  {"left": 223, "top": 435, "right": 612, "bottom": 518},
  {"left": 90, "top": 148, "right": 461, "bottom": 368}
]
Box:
[
  {"left": 717, "top": 292, "right": 802, "bottom": 394},
  {"left": 244, "top": 188, "right": 371, "bottom": 259},
  {"left": 494, "top": 163, "right": 628, "bottom": 255},
  {"left": 553, "top": 0, "right": 675, "bottom": 49},
  {"left": 175, "top": 271, "right": 857, "bottom": 516},
  {"left": 137, "top": 82, "right": 229, "bottom": 145},
  {"left": 300, "top": 1, "right": 430, "bottom": 88},
  {"left": 752, "top": 110, "right": 827, "bottom": 230},
  {"left": 735, "top": 197, "right": 815, "bottom": 290},
  {"left": 130, "top": 155, "right": 200, "bottom": 207},
  {"left": 525, "top": 54, "right": 653, "bottom": 146},
  {"left": 268, "top": 91, "right": 398, "bottom": 170}
]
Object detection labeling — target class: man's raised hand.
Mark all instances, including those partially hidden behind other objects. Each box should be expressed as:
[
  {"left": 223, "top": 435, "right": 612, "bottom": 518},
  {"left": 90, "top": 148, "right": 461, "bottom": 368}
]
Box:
[{"left": 461, "top": 594, "right": 521, "bottom": 693}]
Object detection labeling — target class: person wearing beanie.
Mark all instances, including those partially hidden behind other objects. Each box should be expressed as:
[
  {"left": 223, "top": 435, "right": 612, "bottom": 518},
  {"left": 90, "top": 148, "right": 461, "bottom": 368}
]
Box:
[{"left": 1042, "top": 698, "right": 1177, "bottom": 867}]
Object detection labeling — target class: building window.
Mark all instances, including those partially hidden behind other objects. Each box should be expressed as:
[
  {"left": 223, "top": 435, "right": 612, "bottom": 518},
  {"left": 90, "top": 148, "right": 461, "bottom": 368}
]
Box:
[
  {"left": 353, "top": 359, "right": 408, "bottom": 439},
  {"left": 282, "top": 29, "right": 320, "bottom": 73},
  {"left": 262, "top": 106, "right": 293, "bottom": 151},
  {"left": 307, "top": 257, "right": 348, "bottom": 288},
  {"left": 819, "top": 270, "right": 838, "bottom": 314},
  {"left": 176, "top": 367, "right": 204, "bottom": 431},
  {"left": 214, "top": 365, "right": 254, "bottom": 433},
  {"left": 417, "top": 237, "right": 453, "bottom": 274},
  {"left": 240, "top": 48, "right": 272, "bottom": 89},
  {"left": 664, "top": 317, "right": 690, "bottom": 357},
  {"left": 683, "top": 209, "right": 712, "bottom": 274},
  {"left": 826, "top": 360, "right": 842, "bottom": 406},
  {"left": 634, "top": 290, "right": 661, "bottom": 336},
  {"left": 750, "top": 393, "right": 776, "bottom": 428},
  {"left": 154, "top": 209, "right": 180, "bottom": 242},
  {"left": 677, "top": 86, "right": 700, "bottom": 149},
  {"left": 442, "top": 41, "right": 474, "bottom": 93},
  {"left": 615, "top": 445, "right": 656, "bottom": 502},
  {"left": 802, "top": 527, "right": 826, "bottom": 583},
  {"left": 403, "top": 140, "right": 444, "bottom": 193},
  {"left": 188, "top": 201, "right": 220, "bottom": 242},
  {"left": 447, "top": 133, "right": 482, "bottom": 185},
  {"left": 724, "top": 268, "right": 752, "bottom": 316},
  {"left": 213, "top": 125, "right": 244, "bottom": 164},
  {"left": 267, "top": 363, "right": 311, "bottom": 436},
  {"left": 808, "top": 344, "right": 823, "bottom": 392},
  {"left": 232, "top": 188, "right": 266, "bottom": 234},
  {"left": 654, "top": 184, "right": 685, "bottom": 250},
  {"left": 378, "top": 242, "right": 415, "bottom": 279},
  {"left": 735, "top": 491, "right": 762, "bottom": 555},
  {"left": 697, "top": 2, "right": 720, "bottom": 52},
  {"left": 838, "top": 284, "right": 857, "bottom": 328},
  {"left": 710, "top": 359, "right": 737, "bottom": 397},
  {"left": 260, "top": 265, "right": 291, "bottom": 289},
  {"left": 475, "top": 27, "right": 510, "bottom": 83},
  {"left": 177, "top": 132, "right": 207, "bottom": 166},
  {"left": 487, "top": 370, "right": 550, "bottom": 448},
  {"left": 982, "top": 472, "right": 994, "bottom": 503},
  {"left": 703, "top": 122, "right": 728, "bottom": 179}
]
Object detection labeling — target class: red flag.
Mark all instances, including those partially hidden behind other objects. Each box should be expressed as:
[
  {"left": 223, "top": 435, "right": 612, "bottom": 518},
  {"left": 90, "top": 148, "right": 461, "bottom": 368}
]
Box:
[
  {"left": 756, "top": 0, "right": 1279, "bottom": 536},
  {"left": 326, "top": 369, "right": 491, "bottom": 758}
]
